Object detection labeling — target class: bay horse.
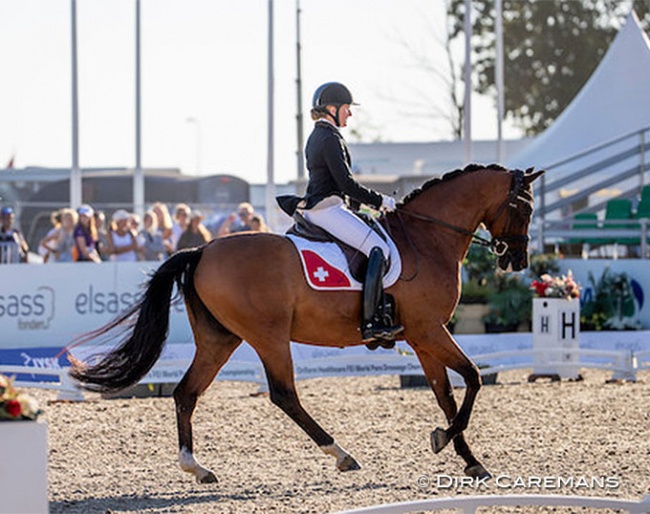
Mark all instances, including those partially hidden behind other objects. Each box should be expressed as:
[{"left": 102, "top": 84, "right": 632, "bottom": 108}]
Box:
[{"left": 70, "top": 164, "right": 543, "bottom": 483}]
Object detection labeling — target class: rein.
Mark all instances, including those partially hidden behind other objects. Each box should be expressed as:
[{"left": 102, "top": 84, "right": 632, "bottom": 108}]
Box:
[
  {"left": 393, "top": 169, "right": 529, "bottom": 280},
  {"left": 396, "top": 208, "right": 496, "bottom": 250}
]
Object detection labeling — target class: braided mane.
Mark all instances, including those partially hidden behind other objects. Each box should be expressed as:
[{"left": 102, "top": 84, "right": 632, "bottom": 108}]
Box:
[{"left": 400, "top": 163, "right": 507, "bottom": 206}]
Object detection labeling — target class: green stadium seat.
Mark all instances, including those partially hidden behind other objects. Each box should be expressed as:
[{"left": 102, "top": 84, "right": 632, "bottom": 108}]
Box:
[
  {"left": 641, "top": 184, "right": 650, "bottom": 203},
  {"left": 568, "top": 212, "right": 601, "bottom": 245},
  {"left": 604, "top": 198, "right": 636, "bottom": 245}
]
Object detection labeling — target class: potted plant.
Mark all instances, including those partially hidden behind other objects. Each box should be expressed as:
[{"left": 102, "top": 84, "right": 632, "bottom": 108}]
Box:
[
  {"left": 580, "top": 268, "right": 641, "bottom": 330},
  {"left": 455, "top": 244, "right": 496, "bottom": 333},
  {"left": 1, "top": 373, "right": 48, "bottom": 514},
  {"left": 482, "top": 274, "right": 532, "bottom": 333},
  {"left": 528, "top": 253, "right": 561, "bottom": 281}
]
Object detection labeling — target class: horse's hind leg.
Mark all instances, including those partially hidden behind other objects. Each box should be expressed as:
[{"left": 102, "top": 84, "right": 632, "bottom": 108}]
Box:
[
  {"left": 174, "top": 298, "right": 242, "bottom": 483},
  {"left": 255, "top": 341, "right": 360, "bottom": 472}
]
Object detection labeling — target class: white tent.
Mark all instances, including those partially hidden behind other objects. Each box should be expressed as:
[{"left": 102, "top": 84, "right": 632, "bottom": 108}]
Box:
[{"left": 509, "top": 11, "right": 650, "bottom": 173}]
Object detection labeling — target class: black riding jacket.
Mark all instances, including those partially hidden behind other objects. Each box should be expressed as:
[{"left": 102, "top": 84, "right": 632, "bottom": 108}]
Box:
[
  {"left": 304, "top": 121, "right": 383, "bottom": 211},
  {"left": 276, "top": 121, "right": 384, "bottom": 216}
]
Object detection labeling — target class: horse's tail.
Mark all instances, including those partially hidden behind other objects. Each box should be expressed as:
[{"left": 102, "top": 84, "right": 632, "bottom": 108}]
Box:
[{"left": 69, "top": 247, "right": 204, "bottom": 393}]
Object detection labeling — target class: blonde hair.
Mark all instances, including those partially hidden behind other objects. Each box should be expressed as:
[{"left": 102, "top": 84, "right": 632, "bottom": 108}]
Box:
[
  {"left": 60, "top": 208, "right": 78, "bottom": 226},
  {"left": 151, "top": 202, "right": 173, "bottom": 231},
  {"left": 173, "top": 203, "right": 191, "bottom": 219},
  {"left": 237, "top": 202, "right": 254, "bottom": 214},
  {"left": 143, "top": 210, "right": 159, "bottom": 234},
  {"left": 310, "top": 108, "right": 331, "bottom": 121}
]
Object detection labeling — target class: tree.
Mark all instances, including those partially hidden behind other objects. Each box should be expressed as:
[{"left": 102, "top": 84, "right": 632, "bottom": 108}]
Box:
[
  {"left": 448, "top": 0, "right": 650, "bottom": 135},
  {"left": 385, "top": 2, "right": 465, "bottom": 140}
]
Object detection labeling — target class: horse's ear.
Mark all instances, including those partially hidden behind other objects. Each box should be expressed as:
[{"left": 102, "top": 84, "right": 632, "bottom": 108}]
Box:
[{"left": 523, "top": 168, "right": 545, "bottom": 184}]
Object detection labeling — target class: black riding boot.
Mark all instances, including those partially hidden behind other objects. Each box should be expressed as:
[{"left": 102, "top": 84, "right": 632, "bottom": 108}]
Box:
[{"left": 361, "top": 247, "right": 404, "bottom": 346}]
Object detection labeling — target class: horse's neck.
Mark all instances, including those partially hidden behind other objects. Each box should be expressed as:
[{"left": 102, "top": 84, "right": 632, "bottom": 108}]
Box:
[{"left": 398, "top": 170, "right": 504, "bottom": 260}]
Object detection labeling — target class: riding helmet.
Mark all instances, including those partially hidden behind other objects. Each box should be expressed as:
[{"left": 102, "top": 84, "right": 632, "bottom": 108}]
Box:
[{"left": 312, "top": 82, "right": 358, "bottom": 108}]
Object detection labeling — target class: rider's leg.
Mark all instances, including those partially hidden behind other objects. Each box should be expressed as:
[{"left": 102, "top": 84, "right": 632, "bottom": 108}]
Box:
[
  {"left": 301, "top": 197, "right": 391, "bottom": 257},
  {"left": 361, "top": 246, "right": 403, "bottom": 343},
  {"left": 301, "top": 198, "right": 402, "bottom": 343}
]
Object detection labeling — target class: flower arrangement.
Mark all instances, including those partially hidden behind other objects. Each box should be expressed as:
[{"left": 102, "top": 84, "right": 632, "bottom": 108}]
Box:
[
  {"left": 0, "top": 374, "right": 43, "bottom": 421},
  {"left": 531, "top": 271, "right": 580, "bottom": 300}
]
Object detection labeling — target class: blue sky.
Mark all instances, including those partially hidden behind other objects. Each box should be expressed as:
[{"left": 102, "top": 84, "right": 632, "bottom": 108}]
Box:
[{"left": 0, "top": 0, "right": 516, "bottom": 184}]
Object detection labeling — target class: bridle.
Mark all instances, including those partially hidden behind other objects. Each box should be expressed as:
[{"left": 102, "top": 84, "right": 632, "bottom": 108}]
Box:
[{"left": 396, "top": 168, "right": 530, "bottom": 257}]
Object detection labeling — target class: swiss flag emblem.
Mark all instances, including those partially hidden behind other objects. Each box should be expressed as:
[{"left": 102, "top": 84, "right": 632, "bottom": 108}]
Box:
[{"left": 301, "top": 250, "right": 351, "bottom": 288}]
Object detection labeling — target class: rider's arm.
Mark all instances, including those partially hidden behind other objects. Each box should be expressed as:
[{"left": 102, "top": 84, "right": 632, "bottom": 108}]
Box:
[{"left": 321, "top": 134, "right": 383, "bottom": 210}]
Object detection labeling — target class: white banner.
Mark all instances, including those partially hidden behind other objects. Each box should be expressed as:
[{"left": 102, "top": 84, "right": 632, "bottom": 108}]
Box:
[{"left": 1, "top": 262, "right": 649, "bottom": 386}]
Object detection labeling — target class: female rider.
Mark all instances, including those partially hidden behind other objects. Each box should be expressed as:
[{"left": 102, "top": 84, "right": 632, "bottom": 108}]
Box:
[{"left": 279, "top": 82, "right": 403, "bottom": 344}]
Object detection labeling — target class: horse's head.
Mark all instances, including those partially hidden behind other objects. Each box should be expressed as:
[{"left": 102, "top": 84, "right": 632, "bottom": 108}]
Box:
[{"left": 484, "top": 167, "right": 544, "bottom": 272}]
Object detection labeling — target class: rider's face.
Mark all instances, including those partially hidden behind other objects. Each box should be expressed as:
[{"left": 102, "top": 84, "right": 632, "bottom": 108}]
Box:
[
  {"left": 326, "top": 104, "right": 352, "bottom": 127},
  {"left": 337, "top": 104, "right": 352, "bottom": 127}
]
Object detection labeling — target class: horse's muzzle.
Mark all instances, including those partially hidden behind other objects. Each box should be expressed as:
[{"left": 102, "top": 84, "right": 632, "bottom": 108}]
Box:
[{"left": 497, "top": 250, "right": 528, "bottom": 272}]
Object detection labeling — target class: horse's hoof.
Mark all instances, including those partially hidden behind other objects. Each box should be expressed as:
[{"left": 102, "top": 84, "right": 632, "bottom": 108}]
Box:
[
  {"left": 337, "top": 455, "right": 361, "bottom": 472},
  {"left": 465, "top": 464, "right": 491, "bottom": 480},
  {"left": 430, "top": 427, "right": 449, "bottom": 454},
  {"left": 197, "top": 471, "right": 218, "bottom": 484}
]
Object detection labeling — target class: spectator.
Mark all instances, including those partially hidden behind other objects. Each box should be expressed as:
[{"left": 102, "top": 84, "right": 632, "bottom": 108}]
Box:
[
  {"left": 176, "top": 210, "right": 211, "bottom": 250},
  {"left": 74, "top": 204, "right": 101, "bottom": 263},
  {"left": 151, "top": 202, "right": 174, "bottom": 254},
  {"left": 217, "top": 202, "right": 255, "bottom": 236},
  {"left": 51, "top": 208, "right": 78, "bottom": 263},
  {"left": 249, "top": 214, "right": 270, "bottom": 233},
  {"left": 93, "top": 210, "right": 109, "bottom": 261},
  {"left": 38, "top": 210, "right": 63, "bottom": 263},
  {"left": 0, "top": 206, "right": 29, "bottom": 263},
  {"left": 129, "top": 212, "right": 141, "bottom": 233},
  {"left": 137, "top": 210, "right": 166, "bottom": 261},
  {"left": 170, "top": 203, "right": 191, "bottom": 252},
  {"left": 106, "top": 209, "right": 138, "bottom": 262}
]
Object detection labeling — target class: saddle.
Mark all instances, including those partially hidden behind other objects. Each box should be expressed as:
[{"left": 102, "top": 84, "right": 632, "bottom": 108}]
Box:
[
  {"left": 285, "top": 212, "right": 402, "bottom": 350},
  {"left": 286, "top": 211, "right": 388, "bottom": 283}
]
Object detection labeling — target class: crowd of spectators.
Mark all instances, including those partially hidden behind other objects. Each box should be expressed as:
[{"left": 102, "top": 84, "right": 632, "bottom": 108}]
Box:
[{"left": 0, "top": 201, "right": 269, "bottom": 264}]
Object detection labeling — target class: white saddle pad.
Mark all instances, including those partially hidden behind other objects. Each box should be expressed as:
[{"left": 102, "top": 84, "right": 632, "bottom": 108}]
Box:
[{"left": 286, "top": 227, "right": 402, "bottom": 291}]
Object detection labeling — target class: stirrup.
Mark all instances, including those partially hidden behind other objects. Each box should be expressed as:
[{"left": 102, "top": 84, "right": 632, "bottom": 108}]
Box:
[{"left": 361, "top": 322, "right": 404, "bottom": 344}]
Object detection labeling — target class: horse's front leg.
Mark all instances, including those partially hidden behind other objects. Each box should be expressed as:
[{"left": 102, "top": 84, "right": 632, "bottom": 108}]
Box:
[
  {"left": 412, "top": 335, "right": 490, "bottom": 479},
  {"left": 409, "top": 327, "right": 486, "bottom": 475},
  {"left": 255, "top": 341, "right": 360, "bottom": 472}
]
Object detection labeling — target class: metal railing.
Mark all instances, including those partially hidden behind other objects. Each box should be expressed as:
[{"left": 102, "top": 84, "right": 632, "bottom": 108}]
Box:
[
  {"left": 535, "top": 126, "right": 650, "bottom": 251},
  {"left": 533, "top": 217, "right": 650, "bottom": 258},
  {"left": 536, "top": 126, "right": 650, "bottom": 214}
]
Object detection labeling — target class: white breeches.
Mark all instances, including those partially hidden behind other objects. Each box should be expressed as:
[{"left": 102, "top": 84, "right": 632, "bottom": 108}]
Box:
[{"left": 300, "top": 196, "right": 389, "bottom": 258}]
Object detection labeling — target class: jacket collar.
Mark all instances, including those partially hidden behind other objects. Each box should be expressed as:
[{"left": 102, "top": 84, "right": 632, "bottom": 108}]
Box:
[{"left": 315, "top": 119, "right": 340, "bottom": 133}]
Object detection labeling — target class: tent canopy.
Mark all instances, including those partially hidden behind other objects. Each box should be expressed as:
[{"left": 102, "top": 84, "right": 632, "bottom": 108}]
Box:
[{"left": 509, "top": 11, "right": 650, "bottom": 172}]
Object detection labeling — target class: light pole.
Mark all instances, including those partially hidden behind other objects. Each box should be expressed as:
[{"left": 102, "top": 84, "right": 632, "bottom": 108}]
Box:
[
  {"left": 134, "top": 0, "right": 145, "bottom": 220},
  {"left": 186, "top": 117, "right": 202, "bottom": 174},
  {"left": 70, "top": 0, "right": 81, "bottom": 209}
]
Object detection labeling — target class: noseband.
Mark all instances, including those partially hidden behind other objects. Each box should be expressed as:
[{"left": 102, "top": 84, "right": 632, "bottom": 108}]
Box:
[
  {"left": 486, "top": 169, "right": 530, "bottom": 256},
  {"left": 397, "top": 168, "right": 530, "bottom": 257}
]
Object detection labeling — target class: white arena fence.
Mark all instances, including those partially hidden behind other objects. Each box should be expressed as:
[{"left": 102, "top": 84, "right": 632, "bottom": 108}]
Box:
[
  {"left": 331, "top": 494, "right": 650, "bottom": 514},
  {"left": 2, "top": 262, "right": 650, "bottom": 399},
  {"left": 635, "top": 350, "right": 650, "bottom": 372},
  {"left": 0, "top": 342, "right": 646, "bottom": 401}
]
